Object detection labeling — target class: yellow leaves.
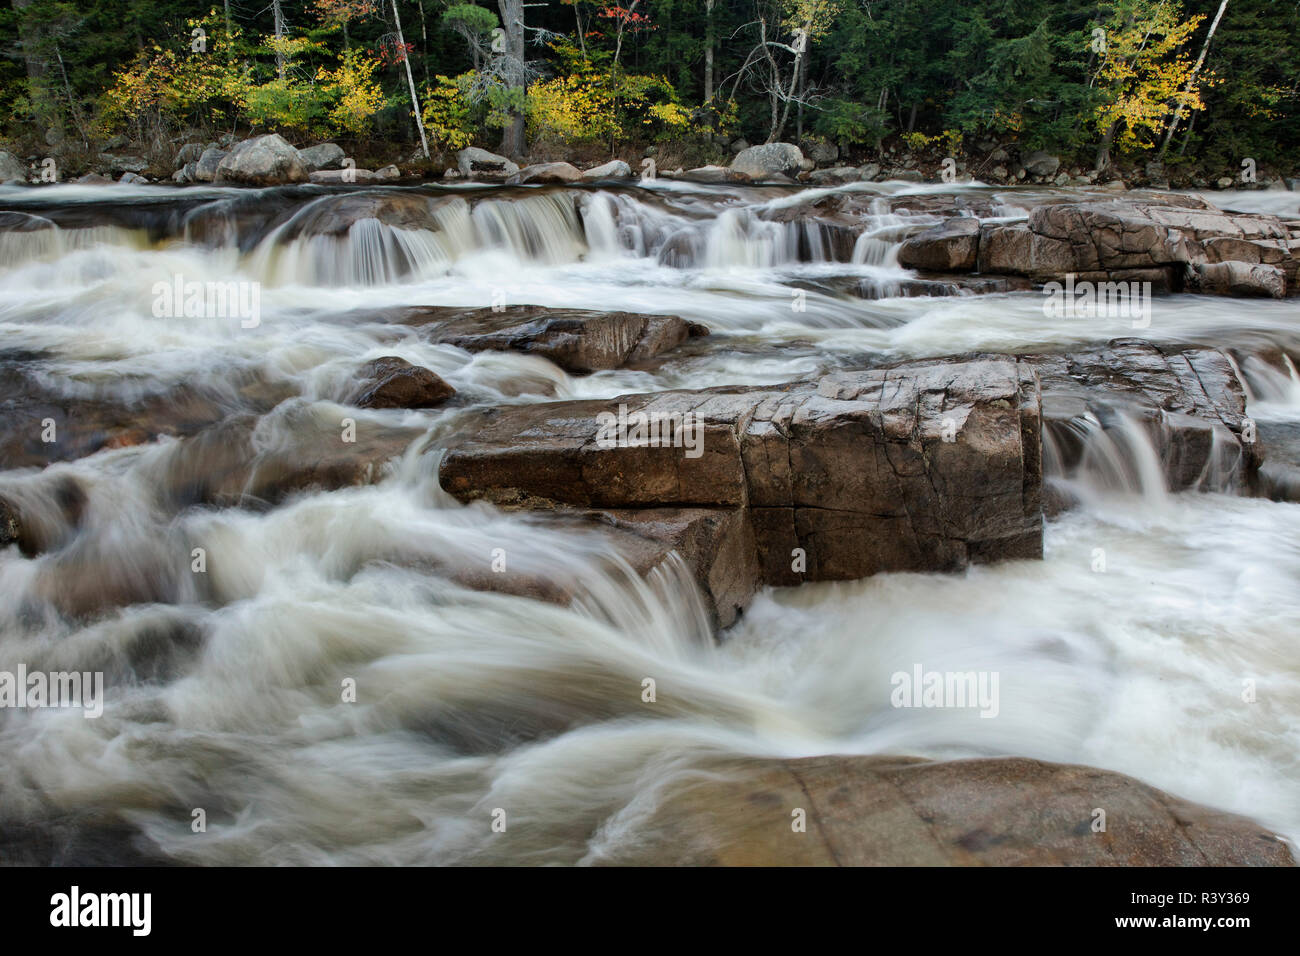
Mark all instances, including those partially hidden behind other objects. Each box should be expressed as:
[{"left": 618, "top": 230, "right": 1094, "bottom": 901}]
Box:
[
  {"left": 421, "top": 74, "right": 475, "bottom": 151},
  {"left": 319, "top": 49, "right": 385, "bottom": 135},
  {"left": 1091, "top": 0, "right": 1208, "bottom": 149},
  {"left": 781, "top": 0, "right": 842, "bottom": 41}
]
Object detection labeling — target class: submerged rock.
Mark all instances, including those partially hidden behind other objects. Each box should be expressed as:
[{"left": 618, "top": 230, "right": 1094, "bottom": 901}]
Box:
[
  {"left": 271, "top": 191, "right": 456, "bottom": 239},
  {"left": 601, "top": 755, "right": 1295, "bottom": 866}
]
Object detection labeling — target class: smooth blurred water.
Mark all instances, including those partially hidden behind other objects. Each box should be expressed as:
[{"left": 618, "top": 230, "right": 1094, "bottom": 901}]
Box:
[{"left": 1, "top": 180, "right": 1298, "bottom": 863}]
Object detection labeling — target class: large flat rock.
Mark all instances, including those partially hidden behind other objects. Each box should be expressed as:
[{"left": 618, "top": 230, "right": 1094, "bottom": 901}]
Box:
[
  {"left": 599, "top": 754, "right": 1294, "bottom": 866},
  {"left": 439, "top": 359, "right": 1044, "bottom": 619}
]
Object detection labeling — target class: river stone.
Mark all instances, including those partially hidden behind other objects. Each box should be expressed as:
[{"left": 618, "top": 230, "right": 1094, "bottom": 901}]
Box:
[
  {"left": 215, "top": 134, "right": 308, "bottom": 186},
  {"left": 298, "top": 143, "right": 346, "bottom": 172},
  {"left": 598, "top": 755, "right": 1294, "bottom": 866},
  {"left": 439, "top": 358, "right": 1043, "bottom": 595},
  {"left": 1189, "top": 261, "right": 1286, "bottom": 298},
  {"left": 1022, "top": 150, "right": 1061, "bottom": 178},
  {"left": 507, "top": 162, "right": 582, "bottom": 185},
  {"left": 349, "top": 356, "right": 455, "bottom": 410},
  {"left": 1020, "top": 340, "right": 1258, "bottom": 506},
  {"left": 194, "top": 147, "right": 227, "bottom": 182},
  {"left": 174, "top": 143, "right": 204, "bottom": 168},
  {"left": 308, "top": 168, "right": 376, "bottom": 184},
  {"left": 0, "top": 150, "right": 27, "bottom": 183},
  {"left": 804, "top": 138, "right": 839, "bottom": 165},
  {"left": 581, "top": 159, "right": 632, "bottom": 180},
  {"left": 730, "top": 142, "right": 804, "bottom": 180},
  {"left": 897, "top": 218, "right": 981, "bottom": 271},
  {"left": 271, "top": 191, "right": 459, "bottom": 239},
  {"left": 447, "top": 505, "right": 759, "bottom": 628},
  {"left": 154, "top": 409, "right": 425, "bottom": 511},
  {"left": 808, "top": 166, "right": 860, "bottom": 186},
  {"left": 456, "top": 147, "right": 519, "bottom": 181},
  {"left": 409, "top": 305, "right": 704, "bottom": 373}
]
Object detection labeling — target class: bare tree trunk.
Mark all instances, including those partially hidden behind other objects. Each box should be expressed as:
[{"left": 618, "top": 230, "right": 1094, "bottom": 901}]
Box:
[
  {"left": 1177, "top": 109, "right": 1198, "bottom": 156},
  {"left": 418, "top": 1, "right": 430, "bottom": 84},
  {"left": 796, "top": 48, "right": 806, "bottom": 141},
  {"left": 223, "top": 0, "right": 232, "bottom": 36},
  {"left": 391, "top": 0, "right": 430, "bottom": 159},
  {"left": 1159, "top": 0, "right": 1228, "bottom": 155},
  {"left": 497, "top": 0, "right": 526, "bottom": 157},
  {"left": 53, "top": 41, "right": 88, "bottom": 147},
  {"left": 1095, "top": 119, "right": 1119, "bottom": 173},
  {"left": 703, "top": 0, "right": 715, "bottom": 102},
  {"left": 771, "top": 23, "right": 808, "bottom": 142},
  {"left": 273, "top": 0, "right": 286, "bottom": 79},
  {"left": 613, "top": 0, "right": 641, "bottom": 69}
]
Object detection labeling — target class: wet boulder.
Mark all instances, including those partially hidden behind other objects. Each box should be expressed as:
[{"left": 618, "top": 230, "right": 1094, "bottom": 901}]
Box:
[
  {"left": 271, "top": 191, "right": 459, "bottom": 239},
  {"left": 1187, "top": 261, "right": 1286, "bottom": 298},
  {"left": 602, "top": 755, "right": 1295, "bottom": 866},
  {"left": 348, "top": 356, "right": 455, "bottom": 410},
  {"left": 409, "top": 305, "right": 704, "bottom": 373},
  {"left": 897, "top": 218, "right": 981, "bottom": 271}
]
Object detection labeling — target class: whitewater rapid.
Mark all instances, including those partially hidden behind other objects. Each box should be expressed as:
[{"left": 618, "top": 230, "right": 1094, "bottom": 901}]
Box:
[{"left": 0, "top": 179, "right": 1298, "bottom": 863}]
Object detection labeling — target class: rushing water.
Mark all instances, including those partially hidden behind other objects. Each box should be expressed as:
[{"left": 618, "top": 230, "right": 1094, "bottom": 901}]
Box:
[{"left": 1, "top": 179, "right": 1298, "bottom": 864}]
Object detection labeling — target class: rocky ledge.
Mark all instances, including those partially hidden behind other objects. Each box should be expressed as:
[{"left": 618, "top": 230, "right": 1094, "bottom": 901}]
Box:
[
  {"left": 439, "top": 358, "right": 1043, "bottom": 626},
  {"left": 900, "top": 196, "right": 1300, "bottom": 297},
  {"left": 600, "top": 755, "right": 1295, "bottom": 866}
]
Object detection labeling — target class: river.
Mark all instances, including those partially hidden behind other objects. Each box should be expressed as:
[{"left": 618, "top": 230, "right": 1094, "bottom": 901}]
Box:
[{"left": 1, "top": 179, "right": 1297, "bottom": 864}]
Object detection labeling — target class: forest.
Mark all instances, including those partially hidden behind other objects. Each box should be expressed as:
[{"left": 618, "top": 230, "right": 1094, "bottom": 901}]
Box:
[{"left": 2, "top": 1, "right": 1299, "bottom": 183}]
